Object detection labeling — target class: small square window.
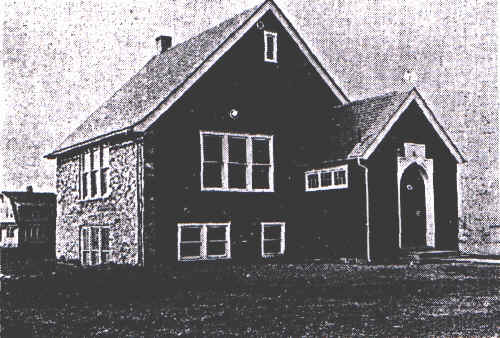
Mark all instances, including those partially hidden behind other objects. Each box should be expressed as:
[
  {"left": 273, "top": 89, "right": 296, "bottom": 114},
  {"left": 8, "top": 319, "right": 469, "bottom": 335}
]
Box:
[{"left": 264, "top": 31, "right": 278, "bottom": 63}]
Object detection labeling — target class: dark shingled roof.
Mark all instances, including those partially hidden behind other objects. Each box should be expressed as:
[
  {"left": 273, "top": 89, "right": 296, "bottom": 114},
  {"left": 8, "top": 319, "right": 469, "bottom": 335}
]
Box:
[
  {"left": 2, "top": 191, "right": 56, "bottom": 204},
  {"left": 326, "top": 90, "right": 411, "bottom": 160},
  {"left": 51, "top": 3, "right": 262, "bottom": 155}
]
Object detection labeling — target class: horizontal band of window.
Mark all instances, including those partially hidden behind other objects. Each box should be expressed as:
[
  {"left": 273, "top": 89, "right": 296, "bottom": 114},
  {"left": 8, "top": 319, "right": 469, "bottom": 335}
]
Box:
[{"left": 305, "top": 165, "right": 348, "bottom": 174}]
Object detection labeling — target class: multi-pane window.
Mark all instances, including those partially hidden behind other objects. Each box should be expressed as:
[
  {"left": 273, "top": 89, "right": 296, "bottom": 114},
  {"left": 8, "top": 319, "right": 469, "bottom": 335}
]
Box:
[
  {"left": 201, "top": 131, "right": 274, "bottom": 192},
  {"left": 81, "top": 145, "right": 110, "bottom": 199},
  {"left": 7, "top": 226, "right": 15, "bottom": 238},
  {"left": 81, "top": 226, "right": 111, "bottom": 265},
  {"left": 261, "top": 222, "right": 285, "bottom": 257},
  {"left": 25, "top": 225, "right": 42, "bottom": 242},
  {"left": 177, "top": 223, "right": 231, "bottom": 261},
  {"left": 305, "top": 165, "right": 348, "bottom": 191},
  {"left": 264, "top": 31, "right": 278, "bottom": 63}
]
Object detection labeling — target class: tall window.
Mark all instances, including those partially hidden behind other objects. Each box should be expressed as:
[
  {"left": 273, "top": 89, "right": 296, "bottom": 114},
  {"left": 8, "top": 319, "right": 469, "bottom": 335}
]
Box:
[
  {"left": 264, "top": 31, "right": 278, "bottom": 63},
  {"left": 201, "top": 131, "right": 274, "bottom": 192},
  {"left": 81, "top": 226, "right": 111, "bottom": 265},
  {"left": 81, "top": 145, "right": 110, "bottom": 199},
  {"left": 177, "top": 223, "right": 231, "bottom": 261},
  {"left": 261, "top": 222, "right": 285, "bottom": 257},
  {"left": 305, "top": 165, "right": 348, "bottom": 191}
]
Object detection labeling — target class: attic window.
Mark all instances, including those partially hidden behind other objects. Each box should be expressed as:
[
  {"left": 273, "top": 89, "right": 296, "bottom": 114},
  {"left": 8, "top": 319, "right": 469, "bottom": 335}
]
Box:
[{"left": 264, "top": 31, "right": 278, "bottom": 63}]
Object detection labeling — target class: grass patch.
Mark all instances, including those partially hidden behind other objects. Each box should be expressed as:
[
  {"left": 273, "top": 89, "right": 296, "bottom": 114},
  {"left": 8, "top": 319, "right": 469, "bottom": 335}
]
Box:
[{"left": 1, "top": 262, "right": 499, "bottom": 336}]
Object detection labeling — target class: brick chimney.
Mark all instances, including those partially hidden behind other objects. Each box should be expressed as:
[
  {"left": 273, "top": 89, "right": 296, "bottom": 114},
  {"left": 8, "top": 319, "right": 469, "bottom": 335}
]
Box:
[{"left": 156, "top": 36, "right": 172, "bottom": 54}]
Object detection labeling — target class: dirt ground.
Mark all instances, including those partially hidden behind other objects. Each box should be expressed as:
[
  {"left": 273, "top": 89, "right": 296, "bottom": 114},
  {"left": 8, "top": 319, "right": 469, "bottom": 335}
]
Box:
[{"left": 1, "top": 262, "right": 499, "bottom": 336}]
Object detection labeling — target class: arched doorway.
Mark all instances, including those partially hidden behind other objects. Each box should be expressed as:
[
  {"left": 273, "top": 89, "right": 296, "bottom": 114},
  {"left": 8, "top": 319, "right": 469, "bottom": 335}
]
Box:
[{"left": 400, "top": 164, "right": 427, "bottom": 248}]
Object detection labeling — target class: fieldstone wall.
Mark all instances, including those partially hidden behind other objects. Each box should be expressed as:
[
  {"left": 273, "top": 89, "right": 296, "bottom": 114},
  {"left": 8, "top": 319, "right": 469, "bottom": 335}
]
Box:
[{"left": 56, "top": 139, "right": 141, "bottom": 264}]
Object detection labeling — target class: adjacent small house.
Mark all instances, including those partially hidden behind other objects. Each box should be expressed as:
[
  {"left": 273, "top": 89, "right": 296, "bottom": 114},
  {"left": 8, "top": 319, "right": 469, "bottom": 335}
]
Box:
[
  {"left": 46, "top": 0, "right": 465, "bottom": 266},
  {"left": 0, "top": 187, "right": 56, "bottom": 275}
]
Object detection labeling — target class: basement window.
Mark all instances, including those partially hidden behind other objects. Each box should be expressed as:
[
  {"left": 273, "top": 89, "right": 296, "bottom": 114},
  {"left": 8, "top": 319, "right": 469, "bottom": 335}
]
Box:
[
  {"left": 261, "top": 222, "right": 285, "bottom": 257},
  {"left": 264, "top": 31, "right": 278, "bottom": 63},
  {"left": 81, "top": 226, "right": 111, "bottom": 265},
  {"left": 305, "top": 165, "right": 348, "bottom": 191},
  {"left": 177, "top": 223, "right": 231, "bottom": 261},
  {"left": 201, "top": 131, "right": 274, "bottom": 192}
]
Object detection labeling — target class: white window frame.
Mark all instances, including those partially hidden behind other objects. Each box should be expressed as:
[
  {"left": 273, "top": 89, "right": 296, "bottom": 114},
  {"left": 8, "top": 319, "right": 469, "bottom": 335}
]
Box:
[
  {"left": 80, "top": 145, "right": 111, "bottom": 200},
  {"left": 200, "top": 131, "right": 274, "bottom": 192},
  {"left": 305, "top": 164, "right": 348, "bottom": 191},
  {"left": 80, "top": 226, "right": 111, "bottom": 266},
  {"left": 261, "top": 222, "right": 285, "bottom": 257},
  {"left": 177, "top": 223, "right": 231, "bottom": 261},
  {"left": 264, "top": 31, "right": 278, "bottom": 63}
]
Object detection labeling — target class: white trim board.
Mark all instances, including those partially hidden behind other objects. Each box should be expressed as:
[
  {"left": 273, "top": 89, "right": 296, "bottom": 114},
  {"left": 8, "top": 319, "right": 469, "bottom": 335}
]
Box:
[
  {"left": 361, "top": 88, "right": 466, "bottom": 163},
  {"left": 133, "top": 0, "right": 349, "bottom": 133}
]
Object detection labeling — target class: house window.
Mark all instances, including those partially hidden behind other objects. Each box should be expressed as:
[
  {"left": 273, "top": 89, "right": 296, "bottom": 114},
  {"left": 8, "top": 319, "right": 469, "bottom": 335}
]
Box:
[
  {"left": 7, "top": 226, "right": 15, "bottom": 238},
  {"left": 264, "top": 31, "right": 278, "bottom": 63},
  {"left": 261, "top": 222, "right": 285, "bottom": 257},
  {"left": 305, "top": 165, "right": 348, "bottom": 191},
  {"left": 81, "top": 226, "right": 111, "bottom": 265},
  {"left": 25, "top": 225, "right": 40, "bottom": 241},
  {"left": 80, "top": 145, "right": 110, "bottom": 200},
  {"left": 200, "top": 131, "right": 274, "bottom": 192},
  {"left": 177, "top": 223, "right": 231, "bottom": 261}
]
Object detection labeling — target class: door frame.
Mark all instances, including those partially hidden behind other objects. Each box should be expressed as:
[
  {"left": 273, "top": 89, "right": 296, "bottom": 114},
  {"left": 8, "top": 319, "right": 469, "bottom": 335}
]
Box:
[{"left": 397, "top": 143, "right": 435, "bottom": 249}]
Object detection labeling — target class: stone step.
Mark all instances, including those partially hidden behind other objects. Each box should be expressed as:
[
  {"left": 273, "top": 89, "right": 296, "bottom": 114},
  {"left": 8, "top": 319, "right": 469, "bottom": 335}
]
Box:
[{"left": 398, "top": 249, "right": 459, "bottom": 263}]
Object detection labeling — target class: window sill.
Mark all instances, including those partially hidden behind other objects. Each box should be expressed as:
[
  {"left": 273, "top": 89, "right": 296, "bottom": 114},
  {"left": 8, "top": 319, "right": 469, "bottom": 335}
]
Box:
[
  {"left": 201, "top": 188, "right": 274, "bottom": 193},
  {"left": 179, "top": 256, "right": 231, "bottom": 262},
  {"left": 79, "top": 194, "right": 112, "bottom": 203},
  {"left": 262, "top": 253, "right": 284, "bottom": 258},
  {"left": 306, "top": 185, "right": 348, "bottom": 192}
]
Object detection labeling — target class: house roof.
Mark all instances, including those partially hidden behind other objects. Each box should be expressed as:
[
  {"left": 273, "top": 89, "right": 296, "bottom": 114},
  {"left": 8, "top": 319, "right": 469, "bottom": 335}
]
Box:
[
  {"left": 1, "top": 191, "right": 56, "bottom": 204},
  {"left": 327, "top": 88, "right": 466, "bottom": 163},
  {"left": 46, "top": 0, "right": 349, "bottom": 158}
]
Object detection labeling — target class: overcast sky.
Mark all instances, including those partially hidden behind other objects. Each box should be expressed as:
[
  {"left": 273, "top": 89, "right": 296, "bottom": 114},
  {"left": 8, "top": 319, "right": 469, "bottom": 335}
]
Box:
[{"left": 1, "top": 0, "right": 497, "bottom": 192}]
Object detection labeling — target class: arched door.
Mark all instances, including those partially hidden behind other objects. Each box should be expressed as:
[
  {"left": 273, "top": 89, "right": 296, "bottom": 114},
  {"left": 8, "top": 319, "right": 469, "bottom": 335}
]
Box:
[{"left": 400, "top": 164, "right": 426, "bottom": 248}]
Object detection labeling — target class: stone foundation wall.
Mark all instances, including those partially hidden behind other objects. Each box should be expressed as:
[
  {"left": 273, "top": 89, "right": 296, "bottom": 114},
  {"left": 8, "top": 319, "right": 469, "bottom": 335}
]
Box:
[{"left": 56, "top": 139, "right": 141, "bottom": 264}]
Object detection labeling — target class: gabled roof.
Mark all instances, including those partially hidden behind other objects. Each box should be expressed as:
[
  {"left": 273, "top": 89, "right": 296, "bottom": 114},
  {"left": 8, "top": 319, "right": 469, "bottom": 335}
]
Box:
[
  {"left": 329, "top": 88, "right": 466, "bottom": 163},
  {"left": 46, "top": 0, "right": 348, "bottom": 158}
]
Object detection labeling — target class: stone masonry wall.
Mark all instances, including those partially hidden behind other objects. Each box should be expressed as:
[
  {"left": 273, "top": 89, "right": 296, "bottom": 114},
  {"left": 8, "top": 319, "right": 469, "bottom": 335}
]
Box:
[{"left": 56, "top": 139, "right": 140, "bottom": 264}]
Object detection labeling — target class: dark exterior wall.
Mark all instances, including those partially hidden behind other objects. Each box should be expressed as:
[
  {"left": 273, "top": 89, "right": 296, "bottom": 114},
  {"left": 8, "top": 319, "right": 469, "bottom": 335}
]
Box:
[
  {"left": 298, "top": 162, "right": 366, "bottom": 259},
  {"left": 142, "top": 11, "right": 363, "bottom": 264},
  {"left": 367, "top": 102, "right": 459, "bottom": 260},
  {"left": 55, "top": 139, "right": 141, "bottom": 264}
]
